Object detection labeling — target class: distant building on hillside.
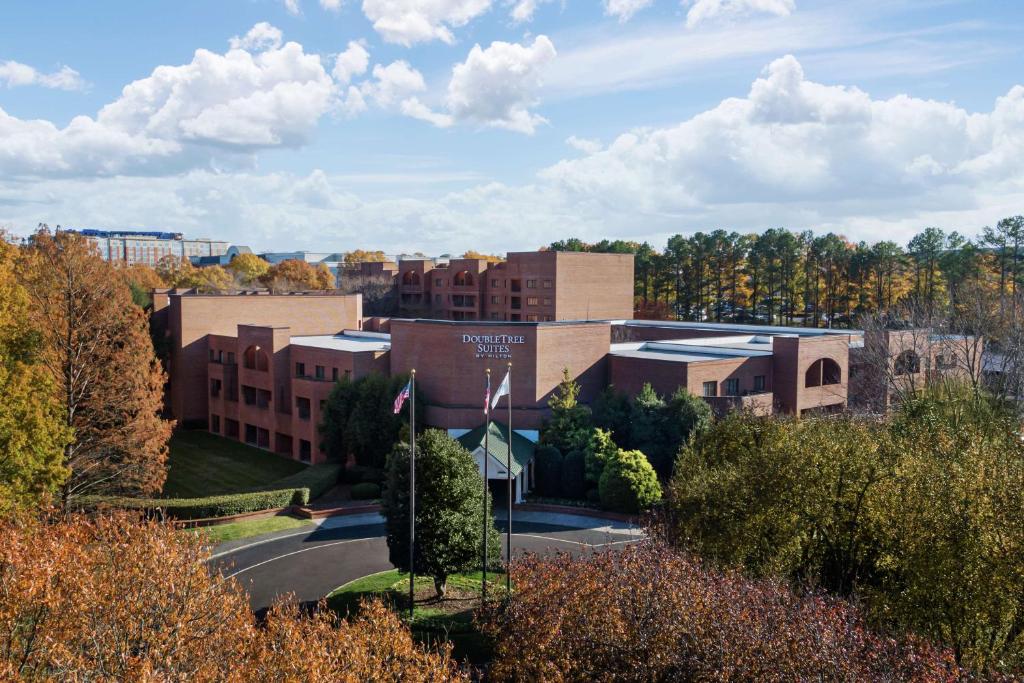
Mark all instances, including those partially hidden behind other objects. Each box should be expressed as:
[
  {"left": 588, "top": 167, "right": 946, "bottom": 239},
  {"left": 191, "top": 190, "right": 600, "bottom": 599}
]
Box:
[
  {"left": 191, "top": 245, "right": 254, "bottom": 267},
  {"left": 64, "top": 228, "right": 229, "bottom": 267}
]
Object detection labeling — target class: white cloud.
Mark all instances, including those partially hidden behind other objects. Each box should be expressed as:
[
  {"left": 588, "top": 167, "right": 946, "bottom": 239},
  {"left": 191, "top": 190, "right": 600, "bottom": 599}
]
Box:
[
  {"left": 685, "top": 0, "right": 795, "bottom": 28},
  {"left": 401, "top": 97, "right": 455, "bottom": 127},
  {"left": 509, "top": 0, "right": 557, "bottom": 23},
  {"left": 332, "top": 41, "right": 370, "bottom": 84},
  {"left": 0, "top": 27, "right": 334, "bottom": 178},
  {"left": 361, "top": 0, "right": 492, "bottom": 46},
  {"left": 0, "top": 61, "right": 86, "bottom": 91},
  {"left": 603, "top": 0, "right": 652, "bottom": 22},
  {"left": 438, "top": 35, "right": 557, "bottom": 133},
  {"left": 362, "top": 60, "right": 427, "bottom": 106},
  {"left": 229, "top": 22, "right": 283, "bottom": 51},
  {"left": 284, "top": 0, "right": 302, "bottom": 15},
  {"left": 565, "top": 135, "right": 602, "bottom": 154},
  {"left": 320, "top": 0, "right": 343, "bottom": 9},
  {"left": 541, "top": 55, "right": 1024, "bottom": 222}
]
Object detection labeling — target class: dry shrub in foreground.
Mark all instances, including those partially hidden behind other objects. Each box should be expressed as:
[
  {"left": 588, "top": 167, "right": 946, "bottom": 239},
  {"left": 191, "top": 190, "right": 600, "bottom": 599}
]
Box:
[
  {"left": 0, "top": 513, "right": 465, "bottom": 682},
  {"left": 480, "top": 542, "right": 965, "bottom": 682}
]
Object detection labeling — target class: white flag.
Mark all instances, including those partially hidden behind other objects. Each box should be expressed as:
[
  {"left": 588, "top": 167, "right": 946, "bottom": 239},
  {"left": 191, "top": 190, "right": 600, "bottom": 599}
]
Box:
[{"left": 490, "top": 370, "right": 510, "bottom": 409}]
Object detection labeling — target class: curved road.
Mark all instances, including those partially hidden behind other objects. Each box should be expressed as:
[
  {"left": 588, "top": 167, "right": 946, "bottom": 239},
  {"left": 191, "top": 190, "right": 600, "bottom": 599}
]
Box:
[{"left": 211, "top": 513, "right": 643, "bottom": 614}]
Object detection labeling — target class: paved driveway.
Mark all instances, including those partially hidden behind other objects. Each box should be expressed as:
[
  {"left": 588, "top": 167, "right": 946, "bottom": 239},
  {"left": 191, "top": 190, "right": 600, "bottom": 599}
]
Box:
[{"left": 211, "top": 513, "right": 643, "bottom": 614}]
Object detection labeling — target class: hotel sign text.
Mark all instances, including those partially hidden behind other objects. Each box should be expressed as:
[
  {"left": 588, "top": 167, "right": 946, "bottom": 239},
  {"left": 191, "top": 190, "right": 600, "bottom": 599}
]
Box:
[{"left": 462, "top": 334, "right": 525, "bottom": 360}]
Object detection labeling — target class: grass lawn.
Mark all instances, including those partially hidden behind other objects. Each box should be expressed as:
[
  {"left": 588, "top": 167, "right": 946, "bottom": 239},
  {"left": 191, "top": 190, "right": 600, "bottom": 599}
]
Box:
[
  {"left": 162, "top": 430, "right": 307, "bottom": 498},
  {"left": 327, "top": 569, "right": 506, "bottom": 666},
  {"left": 184, "top": 514, "right": 314, "bottom": 543}
]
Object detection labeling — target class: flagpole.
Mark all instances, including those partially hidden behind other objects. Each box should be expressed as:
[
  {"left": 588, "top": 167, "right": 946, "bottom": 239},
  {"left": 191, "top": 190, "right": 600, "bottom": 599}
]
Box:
[
  {"left": 506, "top": 361, "right": 512, "bottom": 596},
  {"left": 482, "top": 368, "right": 490, "bottom": 605},
  {"left": 409, "top": 369, "right": 416, "bottom": 621}
]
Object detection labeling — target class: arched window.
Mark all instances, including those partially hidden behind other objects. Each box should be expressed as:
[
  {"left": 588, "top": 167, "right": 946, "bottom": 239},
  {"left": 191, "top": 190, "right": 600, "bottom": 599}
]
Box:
[
  {"left": 243, "top": 345, "right": 269, "bottom": 371},
  {"left": 402, "top": 271, "right": 420, "bottom": 286},
  {"left": 453, "top": 270, "right": 474, "bottom": 287},
  {"left": 894, "top": 350, "right": 920, "bottom": 375},
  {"left": 806, "top": 358, "right": 841, "bottom": 387}
]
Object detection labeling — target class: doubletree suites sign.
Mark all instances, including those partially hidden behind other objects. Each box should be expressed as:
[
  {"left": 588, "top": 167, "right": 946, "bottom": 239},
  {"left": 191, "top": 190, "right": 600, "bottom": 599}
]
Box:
[{"left": 462, "top": 334, "right": 526, "bottom": 360}]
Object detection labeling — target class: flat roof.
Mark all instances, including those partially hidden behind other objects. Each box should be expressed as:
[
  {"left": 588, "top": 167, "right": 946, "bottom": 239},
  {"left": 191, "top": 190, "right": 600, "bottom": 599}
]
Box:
[
  {"left": 610, "top": 335, "right": 777, "bottom": 363},
  {"left": 290, "top": 331, "right": 391, "bottom": 353}
]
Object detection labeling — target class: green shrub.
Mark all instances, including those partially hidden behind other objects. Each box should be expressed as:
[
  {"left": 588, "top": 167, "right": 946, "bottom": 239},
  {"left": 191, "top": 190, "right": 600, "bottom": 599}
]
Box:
[
  {"left": 598, "top": 448, "right": 661, "bottom": 514},
  {"left": 560, "top": 450, "right": 587, "bottom": 500},
  {"left": 534, "top": 445, "right": 563, "bottom": 497},
  {"left": 351, "top": 482, "right": 381, "bottom": 500}
]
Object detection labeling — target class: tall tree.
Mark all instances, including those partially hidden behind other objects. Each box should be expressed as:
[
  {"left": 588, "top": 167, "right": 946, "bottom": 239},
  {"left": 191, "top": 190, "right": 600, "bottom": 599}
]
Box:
[
  {"left": 17, "top": 228, "right": 172, "bottom": 503},
  {"left": 226, "top": 252, "right": 270, "bottom": 285},
  {"left": 0, "top": 236, "right": 70, "bottom": 513}
]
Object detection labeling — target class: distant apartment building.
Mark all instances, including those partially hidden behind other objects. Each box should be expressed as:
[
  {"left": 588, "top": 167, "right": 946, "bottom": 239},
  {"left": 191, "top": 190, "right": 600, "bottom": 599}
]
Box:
[
  {"left": 67, "top": 228, "right": 229, "bottom": 267},
  {"left": 397, "top": 251, "right": 635, "bottom": 322}
]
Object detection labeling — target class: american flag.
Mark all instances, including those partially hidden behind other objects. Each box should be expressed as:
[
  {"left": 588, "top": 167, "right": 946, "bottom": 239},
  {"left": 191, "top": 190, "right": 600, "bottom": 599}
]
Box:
[
  {"left": 392, "top": 379, "right": 411, "bottom": 414},
  {"left": 484, "top": 372, "right": 490, "bottom": 414}
]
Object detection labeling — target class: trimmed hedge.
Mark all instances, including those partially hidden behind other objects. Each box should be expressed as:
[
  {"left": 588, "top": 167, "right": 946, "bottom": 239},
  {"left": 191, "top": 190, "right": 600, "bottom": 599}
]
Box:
[
  {"left": 79, "top": 464, "right": 341, "bottom": 520},
  {"left": 350, "top": 482, "right": 381, "bottom": 500}
]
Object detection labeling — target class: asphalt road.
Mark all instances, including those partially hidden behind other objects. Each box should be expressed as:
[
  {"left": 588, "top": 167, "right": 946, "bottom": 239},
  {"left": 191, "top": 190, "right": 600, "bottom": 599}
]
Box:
[{"left": 211, "top": 517, "right": 642, "bottom": 614}]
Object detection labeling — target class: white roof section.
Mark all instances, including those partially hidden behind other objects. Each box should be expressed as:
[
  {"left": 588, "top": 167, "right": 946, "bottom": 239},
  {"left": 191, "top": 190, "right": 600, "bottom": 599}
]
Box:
[
  {"left": 290, "top": 330, "right": 391, "bottom": 353},
  {"left": 611, "top": 335, "right": 775, "bottom": 363}
]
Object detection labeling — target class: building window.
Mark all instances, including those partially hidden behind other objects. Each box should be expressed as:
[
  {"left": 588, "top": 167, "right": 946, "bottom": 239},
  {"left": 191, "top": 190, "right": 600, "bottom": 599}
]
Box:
[
  {"left": 257, "top": 389, "right": 271, "bottom": 410},
  {"left": 209, "top": 349, "right": 215, "bottom": 361},
  {"left": 435, "top": 294, "right": 442, "bottom": 303},
  {"left": 527, "top": 296, "right": 539, "bottom": 306},
  {"left": 332, "top": 367, "right": 339, "bottom": 381},
  {"left": 242, "top": 385, "right": 257, "bottom": 406},
  {"left": 754, "top": 375, "right": 766, "bottom": 392},
  {"left": 210, "top": 378, "right": 222, "bottom": 398},
  {"left": 453, "top": 271, "right": 475, "bottom": 287},
  {"left": 511, "top": 279, "right": 521, "bottom": 292},
  {"left": 543, "top": 297, "right": 552, "bottom": 305},
  {"left": 210, "top": 414, "right": 220, "bottom": 434},
  {"left": 315, "top": 365, "right": 325, "bottom": 379},
  {"left": 295, "top": 362, "right": 306, "bottom": 378},
  {"left": 299, "top": 439, "right": 312, "bottom": 463},
  {"left": 526, "top": 279, "right": 537, "bottom": 288},
  {"left": 275, "top": 432, "right": 292, "bottom": 455},
  {"left": 258, "top": 427, "right": 270, "bottom": 449},
  {"left": 526, "top": 314, "right": 539, "bottom": 322},
  {"left": 491, "top": 278, "right": 500, "bottom": 288},
  {"left": 725, "top": 378, "right": 740, "bottom": 396},
  {"left": 703, "top": 381, "right": 717, "bottom": 397},
  {"left": 491, "top": 312, "right": 502, "bottom": 320},
  {"left": 806, "top": 358, "right": 842, "bottom": 387},
  {"left": 542, "top": 279, "right": 553, "bottom": 288},
  {"left": 225, "top": 419, "right": 239, "bottom": 439},
  {"left": 244, "top": 423, "right": 258, "bottom": 445},
  {"left": 226, "top": 351, "right": 235, "bottom": 364},
  {"left": 435, "top": 278, "right": 443, "bottom": 287},
  {"left": 511, "top": 297, "right": 521, "bottom": 310},
  {"left": 243, "top": 345, "right": 269, "bottom": 371},
  {"left": 491, "top": 295, "right": 501, "bottom": 305},
  {"left": 297, "top": 397, "right": 311, "bottom": 420}
]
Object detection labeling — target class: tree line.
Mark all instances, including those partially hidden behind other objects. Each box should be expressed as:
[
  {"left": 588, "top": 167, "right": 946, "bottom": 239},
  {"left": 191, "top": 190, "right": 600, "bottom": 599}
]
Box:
[{"left": 550, "top": 216, "right": 1024, "bottom": 326}]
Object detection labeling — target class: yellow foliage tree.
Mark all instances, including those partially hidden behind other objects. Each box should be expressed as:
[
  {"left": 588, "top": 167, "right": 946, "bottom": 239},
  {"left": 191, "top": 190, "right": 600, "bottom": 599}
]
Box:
[
  {"left": 226, "top": 252, "right": 270, "bottom": 285},
  {"left": 344, "top": 249, "right": 388, "bottom": 264},
  {"left": 462, "top": 250, "right": 503, "bottom": 264}
]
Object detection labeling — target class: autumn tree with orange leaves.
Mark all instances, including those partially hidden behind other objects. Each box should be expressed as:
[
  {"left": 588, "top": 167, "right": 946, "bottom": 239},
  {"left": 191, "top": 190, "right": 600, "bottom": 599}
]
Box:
[
  {"left": 0, "top": 514, "right": 467, "bottom": 681},
  {"left": 17, "top": 228, "right": 172, "bottom": 503},
  {"left": 480, "top": 543, "right": 966, "bottom": 681},
  {"left": 259, "top": 258, "right": 335, "bottom": 291}
]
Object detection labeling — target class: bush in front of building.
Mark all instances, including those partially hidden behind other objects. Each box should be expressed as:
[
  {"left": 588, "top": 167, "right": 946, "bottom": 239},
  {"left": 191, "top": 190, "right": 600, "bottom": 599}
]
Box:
[
  {"left": 560, "top": 450, "right": 587, "bottom": 500},
  {"left": 533, "top": 445, "right": 562, "bottom": 498},
  {"left": 598, "top": 448, "right": 661, "bottom": 514},
  {"left": 583, "top": 428, "right": 618, "bottom": 485},
  {"left": 382, "top": 430, "right": 501, "bottom": 598},
  {"left": 350, "top": 482, "right": 381, "bottom": 500},
  {"left": 539, "top": 369, "right": 592, "bottom": 456}
]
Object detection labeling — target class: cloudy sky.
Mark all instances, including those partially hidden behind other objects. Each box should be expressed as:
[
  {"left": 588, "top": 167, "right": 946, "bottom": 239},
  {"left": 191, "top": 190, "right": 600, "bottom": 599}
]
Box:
[{"left": 1, "top": 0, "right": 1022, "bottom": 254}]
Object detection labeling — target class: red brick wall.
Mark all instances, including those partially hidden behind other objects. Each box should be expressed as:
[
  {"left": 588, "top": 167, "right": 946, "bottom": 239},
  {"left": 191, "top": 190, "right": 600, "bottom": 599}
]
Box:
[{"left": 168, "top": 293, "right": 362, "bottom": 424}]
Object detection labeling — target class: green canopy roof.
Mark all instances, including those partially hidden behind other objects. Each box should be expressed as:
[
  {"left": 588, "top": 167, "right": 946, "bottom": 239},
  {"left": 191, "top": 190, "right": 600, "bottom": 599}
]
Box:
[{"left": 457, "top": 421, "right": 535, "bottom": 477}]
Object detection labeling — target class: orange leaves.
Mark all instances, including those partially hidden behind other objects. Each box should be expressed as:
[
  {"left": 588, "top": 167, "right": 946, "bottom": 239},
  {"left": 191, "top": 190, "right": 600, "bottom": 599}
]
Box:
[
  {"left": 0, "top": 514, "right": 467, "bottom": 682},
  {"left": 479, "top": 543, "right": 962, "bottom": 682}
]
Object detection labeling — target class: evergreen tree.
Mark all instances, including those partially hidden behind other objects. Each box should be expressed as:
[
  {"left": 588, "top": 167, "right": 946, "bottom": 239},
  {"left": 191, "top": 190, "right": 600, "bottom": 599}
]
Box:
[
  {"left": 598, "top": 448, "right": 662, "bottom": 514},
  {"left": 534, "top": 445, "right": 563, "bottom": 497},
  {"left": 540, "top": 368, "right": 592, "bottom": 455},
  {"left": 381, "top": 430, "right": 500, "bottom": 598},
  {"left": 662, "top": 387, "right": 713, "bottom": 476},
  {"left": 629, "top": 383, "right": 668, "bottom": 475},
  {"left": 592, "top": 386, "right": 632, "bottom": 446}
]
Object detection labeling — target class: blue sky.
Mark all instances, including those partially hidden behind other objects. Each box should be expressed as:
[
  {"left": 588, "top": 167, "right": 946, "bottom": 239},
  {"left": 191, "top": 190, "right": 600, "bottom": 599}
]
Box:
[{"left": 1, "top": 0, "right": 1022, "bottom": 254}]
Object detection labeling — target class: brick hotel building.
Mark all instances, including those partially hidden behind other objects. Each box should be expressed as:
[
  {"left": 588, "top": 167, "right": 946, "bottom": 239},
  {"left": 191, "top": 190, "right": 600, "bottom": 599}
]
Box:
[{"left": 156, "top": 251, "right": 971, "bottom": 501}]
